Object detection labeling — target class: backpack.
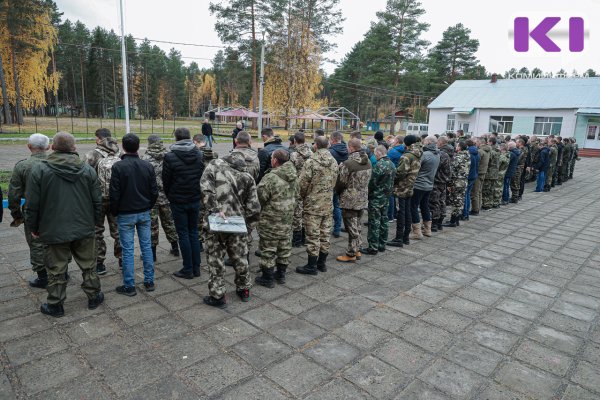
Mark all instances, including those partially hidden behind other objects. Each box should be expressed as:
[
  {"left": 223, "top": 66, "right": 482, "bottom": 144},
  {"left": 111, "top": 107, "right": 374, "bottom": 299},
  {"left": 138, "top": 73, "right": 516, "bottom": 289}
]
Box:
[{"left": 96, "top": 151, "right": 120, "bottom": 198}]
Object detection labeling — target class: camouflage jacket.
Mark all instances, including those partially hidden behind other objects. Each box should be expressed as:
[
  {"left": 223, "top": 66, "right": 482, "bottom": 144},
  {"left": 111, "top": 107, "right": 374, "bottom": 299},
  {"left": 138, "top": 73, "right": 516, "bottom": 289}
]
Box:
[
  {"left": 257, "top": 161, "right": 299, "bottom": 239},
  {"left": 434, "top": 148, "right": 452, "bottom": 186},
  {"left": 368, "top": 156, "right": 395, "bottom": 208},
  {"left": 336, "top": 151, "right": 371, "bottom": 210},
  {"left": 393, "top": 145, "right": 422, "bottom": 198},
  {"left": 485, "top": 146, "right": 500, "bottom": 180},
  {"left": 498, "top": 151, "right": 509, "bottom": 178},
  {"left": 231, "top": 146, "right": 259, "bottom": 182},
  {"left": 299, "top": 148, "right": 338, "bottom": 216},
  {"left": 478, "top": 144, "right": 491, "bottom": 175},
  {"left": 530, "top": 142, "right": 541, "bottom": 166},
  {"left": 8, "top": 152, "right": 47, "bottom": 220},
  {"left": 562, "top": 143, "right": 572, "bottom": 164},
  {"left": 84, "top": 138, "right": 120, "bottom": 171},
  {"left": 142, "top": 141, "right": 169, "bottom": 206},
  {"left": 549, "top": 145, "right": 558, "bottom": 168},
  {"left": 517, "top": 146, "right": 528, "bottom": 168},
  {"left": 200, "top": 152, "right": 260, "bottom": 233},
  {"left": 290, "top": 143, "right": 313, "bottom": 175},
  {"left": 449, "top": 150, "right": 470, "bottom": 188}
]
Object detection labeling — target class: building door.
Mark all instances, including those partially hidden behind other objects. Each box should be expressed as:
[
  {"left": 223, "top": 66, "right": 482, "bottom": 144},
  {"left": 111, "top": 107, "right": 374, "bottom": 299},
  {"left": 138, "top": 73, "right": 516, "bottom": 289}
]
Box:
[{"left": 584, "top": 124, "right": 600, "bottom": 149}]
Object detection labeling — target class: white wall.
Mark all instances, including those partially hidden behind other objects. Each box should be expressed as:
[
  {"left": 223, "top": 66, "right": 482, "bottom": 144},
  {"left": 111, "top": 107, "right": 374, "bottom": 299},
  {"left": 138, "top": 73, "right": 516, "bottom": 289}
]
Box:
[{"left": 428, "top": 108, "right": 577, "bottom": 137}]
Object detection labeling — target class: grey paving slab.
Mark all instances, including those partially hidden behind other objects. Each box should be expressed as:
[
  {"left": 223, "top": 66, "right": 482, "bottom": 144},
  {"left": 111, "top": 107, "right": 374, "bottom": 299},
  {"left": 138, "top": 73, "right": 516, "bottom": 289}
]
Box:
[
  {"left": 513, "top": 339, "right": 572, "bottom": 376},
  {"left": 571, "top": 360, "right": 600, "bottom": 393},
  {"left": 304, "top": 378, "right": 370, "bottom": 400},
  {"left": 462, "top": 322, "right": 519, "bottom": 354},
  {"left": 444, "top": 340, "right": 504, "bottom": 376},
  {"left": 221, "top": 377, "right": 288, "bottom": 400},
  {"left": 334, "top": 319, "right": 392, "bottom": 350},
  {"left": 182, "top": 353, "right": 252, "bottom": 397},
  {"left": 15, "top": 352, "right": 88, "bottom": 395},
  {"left": 374, "top": 337, "right": 434, "bottom": 374},
  {"left": 265, "top": 354, "right": 329, "bottom": 397},
  {"left": 204, "top": 317, "right": 260, "bottom": 347},
  {"left": 395, "top": 380, "right": 451, "bottom": 400},
  {"left": 419, "top": 359, "right": 487, "bottom": 399},
  {"left": 155, "top": 332, "right": 219, "bottom": 369},
  {"left": 399, "top": 320, "right": 453, "bottom": 353},
  {"left": 344, "top": 355, "right": 410, "bottom": 398},
  {"left": 4, "top": 330, "right": 69, "bottom": 366},
  {"left": 495, "top": 360, "right": 561, "bottom": 399}
]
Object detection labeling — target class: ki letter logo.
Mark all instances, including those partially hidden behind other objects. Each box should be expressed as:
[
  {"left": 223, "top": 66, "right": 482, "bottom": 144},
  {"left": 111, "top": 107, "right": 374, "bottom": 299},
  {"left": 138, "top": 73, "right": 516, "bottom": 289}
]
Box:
[{"left": 514, "top": 17, "right": 584, "bottom": 52}]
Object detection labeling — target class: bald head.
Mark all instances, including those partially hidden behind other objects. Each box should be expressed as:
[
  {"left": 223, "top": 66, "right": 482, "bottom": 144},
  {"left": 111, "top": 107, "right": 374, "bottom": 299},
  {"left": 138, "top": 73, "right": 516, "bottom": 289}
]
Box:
[
  {"left": 52, "top": 132, "right": 76, "bottom": 153},
  {"left": 375, "top": 145, "right": 387, "bottom": 159},
  {"left": 348, "top": 138, "right": 362, "bottom": 152},
  {"left": 315, "top": 136, "right": 329, "bottom": 149}
]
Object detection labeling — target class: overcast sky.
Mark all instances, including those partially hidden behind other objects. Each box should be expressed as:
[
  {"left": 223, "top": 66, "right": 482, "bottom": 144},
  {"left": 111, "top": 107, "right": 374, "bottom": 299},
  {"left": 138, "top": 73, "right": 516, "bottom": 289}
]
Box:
[{"left": 56, "top": 0, "right": 598, "bottom": 75}]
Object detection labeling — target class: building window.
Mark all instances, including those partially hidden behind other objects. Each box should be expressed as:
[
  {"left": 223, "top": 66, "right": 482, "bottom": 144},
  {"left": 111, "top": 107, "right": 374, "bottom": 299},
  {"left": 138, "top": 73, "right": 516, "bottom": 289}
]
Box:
[
  {"left": 489, "top": 116, "right": 514, "bottom": 133},
  {"left": 533, "top": 117, "right": 562, "bottom": 135},
  {"left": 459, "top": 122, "right": 470, "bottom": 133},
  {"left": 446, "top": 114, "right": 456, "bottom": 132}
]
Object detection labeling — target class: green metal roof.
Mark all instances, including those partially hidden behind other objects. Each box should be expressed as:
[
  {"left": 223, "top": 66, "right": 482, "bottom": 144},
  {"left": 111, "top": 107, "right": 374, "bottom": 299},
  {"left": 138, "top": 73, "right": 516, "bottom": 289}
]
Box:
[{"left": 428, "top": 78, "right": 600, "bottom": 110}]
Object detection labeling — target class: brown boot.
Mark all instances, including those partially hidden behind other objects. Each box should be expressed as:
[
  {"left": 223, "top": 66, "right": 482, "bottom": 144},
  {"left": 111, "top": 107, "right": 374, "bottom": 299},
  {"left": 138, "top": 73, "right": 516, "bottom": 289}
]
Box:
[
  {"left": 409, "top": 223, "right": 423, "bottom": 240},
  {"left": 423, "top": 220, "right": 433, "bottom": 237},
  {"left": 336, "top": 254, "right": 357, "bottom": 263}
]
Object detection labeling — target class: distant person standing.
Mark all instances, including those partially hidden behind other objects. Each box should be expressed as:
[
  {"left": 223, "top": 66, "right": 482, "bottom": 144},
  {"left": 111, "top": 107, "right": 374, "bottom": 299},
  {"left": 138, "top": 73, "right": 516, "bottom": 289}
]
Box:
[
  {"left": 163, "top": 128, "right": 205, "bottom": 279},
  {"left": 26, "top": 132, "right": 104, "bottom": 317},
  {"left": 84, "top": 128, "right": 122, "bottom": 275},
  {"left": 202, "top": 119, "right": 214, "bottom": 148},
  {"left": 110, "top": 134, "right": 158, "bottom": 296},
  {"left": 8, "top": 134, "right": 51, "bottom": 288},
  {"left": 232, "top": 121, "right": 244, "bottom": 149}
]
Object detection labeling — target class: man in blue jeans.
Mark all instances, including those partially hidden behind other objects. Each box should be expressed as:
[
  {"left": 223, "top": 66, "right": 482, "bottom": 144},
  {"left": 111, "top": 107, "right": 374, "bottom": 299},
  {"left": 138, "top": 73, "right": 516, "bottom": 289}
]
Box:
[
  {"left": 109, "top": 133, "right": 158, "bottom": 296},
  {"left": 163, "top": 127, "right": 205, "bottom": 279},
  {"left": 328, "top": 131, "right": 348, "bottom": 237}
]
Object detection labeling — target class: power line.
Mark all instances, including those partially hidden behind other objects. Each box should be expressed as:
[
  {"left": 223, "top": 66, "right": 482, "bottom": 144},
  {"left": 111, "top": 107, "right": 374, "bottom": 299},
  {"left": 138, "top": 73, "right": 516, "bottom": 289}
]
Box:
[
  {"left": 327, "top": 77, "right": 439, "bottom": 98},
  {"left": 132, "top": 37, "right": 225, "bottom": 49}
]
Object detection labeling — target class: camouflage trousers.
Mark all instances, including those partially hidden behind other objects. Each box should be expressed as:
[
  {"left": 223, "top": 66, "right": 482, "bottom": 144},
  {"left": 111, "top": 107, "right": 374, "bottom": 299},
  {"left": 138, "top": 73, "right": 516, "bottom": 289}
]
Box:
[
  {"left": 471, "top": 174, "right": 485, "bottom": 212},
  {"left": 447, "top": 184, "right": 466, "bottom": 218},
  {"left": 342, "top": 209, "right": 363, "bottom": 257},
  {"left": 206, "top": 232, "right": 252, "bottom": 299},
  {"left": 46, "top": 237, "right": 101, "bottom": 305},
  {"left": 482, "top": 179, "right": 496, "bottom": 208},
  {"left": 95, "top": 197, "right": 121, "bottom": 263},
  {"left": 569, "top": 159, "right": 576, "bottom": 178},
  {"left": 429, "top": 183, "right": 447, "bottom": 220},
  {"left": 292, "top": 200, "right": 304, "bottom": 232},
  {"left": 151, "top": 203, "right": 178, "bottom": 246},
  {"left": 510, "top": 167, "right": 524, "bottom": 201},
  {"left": 304, "top": 212, "right": 333, "bottom": 257},
  {"left": 493, "top": 176, "right": 504, "bottom": 207},
  {"left": 559, "top": 162, "right": 569, "bottom": 183},
  {"left": 259, "top": 235, "right": 292, "bottom": 270},
  {"left": 24, "top": 222, "right": 50, "bottom": 272},
  {"left": 546, "top": 166, "right": 554, "bottom": 187},
  {"left": 367, "top": 202, "right": 388, "bottom": 251}
]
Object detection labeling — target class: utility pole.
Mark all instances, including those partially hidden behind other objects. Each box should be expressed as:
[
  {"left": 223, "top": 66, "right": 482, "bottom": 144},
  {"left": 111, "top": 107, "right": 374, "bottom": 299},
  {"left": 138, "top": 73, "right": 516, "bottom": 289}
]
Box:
[
  {"left": 119, "top": 0, "right": 130, "bottom": 134},
  {"left": 257, "top": 32, "right": 265, "bottom": 140}
]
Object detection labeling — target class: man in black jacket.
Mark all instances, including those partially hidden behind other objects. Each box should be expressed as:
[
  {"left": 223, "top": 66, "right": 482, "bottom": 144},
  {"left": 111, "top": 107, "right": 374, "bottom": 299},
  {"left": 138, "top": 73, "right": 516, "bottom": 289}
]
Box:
[
  {"left": 201, "top": 119, "right": 214, "bottom": 148},
  {"left": 163, "top": 127, "right": 205, "bottom": 279},
  {"left": 110, "top": 134, "right": 158, "bottom": 296},
  {"left": 257, "top": 127, "right": 286, "bottom": 182}
]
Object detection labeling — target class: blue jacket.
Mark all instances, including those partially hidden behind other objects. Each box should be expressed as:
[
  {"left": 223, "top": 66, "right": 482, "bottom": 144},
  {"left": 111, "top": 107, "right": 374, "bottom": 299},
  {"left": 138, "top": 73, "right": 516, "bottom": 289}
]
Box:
[
  {"left": 388, "top": 144, "right": 405, "bottom": 167},
  {"left": 329, "top": 143, "right": 349, "bottom": 165},
  {"left": 506, "top": 148, "right": 521, "bottom": 178},
  {"left": 369, "top": 153, "right": 377, "bottom": 167},
  {"left": 535, "top": 146, "right": 550, "bottom": 172},
  {"left": 467, "top": 146, "right": 480, "bottom": 181}
]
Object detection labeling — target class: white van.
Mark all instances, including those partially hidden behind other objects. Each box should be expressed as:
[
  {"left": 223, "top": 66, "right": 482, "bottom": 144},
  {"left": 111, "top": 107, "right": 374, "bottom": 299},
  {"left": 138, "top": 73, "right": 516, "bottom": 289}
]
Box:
[{"left": 406, "top": 123, "right": 429, "bottom": 134}]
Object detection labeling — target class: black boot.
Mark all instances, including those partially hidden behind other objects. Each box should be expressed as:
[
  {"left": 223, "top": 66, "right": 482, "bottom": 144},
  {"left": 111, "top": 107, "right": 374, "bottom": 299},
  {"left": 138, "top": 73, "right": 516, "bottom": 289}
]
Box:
[
  {"left": 296, "top": 255, "right": 318, "bottom": 275},
  {"left": 443, "top": 215, "right": 458, "bottom": 228},
  {"left": 436, "top": 218, "right": 443, "bottom": 231},
  {"left": 386, "top": 236, "right": 403, "bottom": 247},
  {"left": 292, "top": 231, "right": 303, "bottom": 248},
  {"left": 170, "top": 241, "right": 180, "bottom": 257},
  {"left": 431, "top": 220, "right": 438, "bottom": 233},
  {"left": 29, "top": 270, "right": 48, "bottom": 289},
  {"left": 316, "top": 252, "right": 328, "bottom": 272},
  {"left": 40, "top": 303, "right": 65, "bottom": 318},
  {"left": 152, "top": 246, "right": 157, "bottom": 262},
  {"left": 274, "top": 264, "right": 287, "bottom": 284},
  {"left": 255, "top": 267, "right": 275, "bottom": 288}
]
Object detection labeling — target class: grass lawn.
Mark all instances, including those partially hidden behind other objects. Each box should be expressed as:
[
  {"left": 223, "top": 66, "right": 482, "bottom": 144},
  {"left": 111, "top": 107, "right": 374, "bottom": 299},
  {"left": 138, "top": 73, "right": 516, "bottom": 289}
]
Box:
[{"left": 0, "top": 170, "right": 11, "bottom": 194}]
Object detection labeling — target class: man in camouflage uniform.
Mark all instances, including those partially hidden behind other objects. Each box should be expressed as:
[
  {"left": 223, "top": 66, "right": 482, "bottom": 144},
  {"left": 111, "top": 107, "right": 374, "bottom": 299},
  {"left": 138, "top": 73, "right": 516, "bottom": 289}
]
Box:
[
  {"left": 387, "top": 135, "right": 421, "bottom": 247},
  {"left": 546, "top": 138, "right": 558, "bottom": 191},
  {"left": 84, "top": 128, "right": 121, "bottom": 274},
  {"left": 231, "top": 131, "right": 259, "bottom": 182},
  {"left": 200, "top": 152, "right": 260, "bottom": 307},
  {"left": 528, "top": 136, "right": 541, "bottom": 182},
  {"left": 255, "top": 150, "right": 298, "bottom": 288},
  {"left": 335, "top": 138, "right": 372, "bottom": 263},
  {"left": 482, "top": 136, "right": 500, "bottom": 210},
  {"left": 142, "top": 135, "right": 179, "bottom": 259},
  {"left": 510, "top": 138, "right": 527, "bottom": 203},
  {"left": 559, "top": 138, "right": 572, "bottom": 184},
  {"left": 494, "top": 143, "right": 509, "bottom": 207},
  {"left": 430, "top": 136, "right": 452, "bottom": 232},
  {"left": 518, "top": 136, "right": 531, "bottom": 199},
  {"left": 289, "top": 131, "right": 313, "bottom": 247},
  {"left": 8, "top": 134, "right": 51, "bottom": 288},
  {"left": 363, "top": 146, "right": 395, "bottom": 255},
  {"left": 471, "top": 136, "right": 490, "bottom": 215},
  {"left": 569, "top": 138, "right": 579, "bottom": 179},
  {"left": 445, "top": 141, "right": 470, "bottom": 227},
  {"left": 296, "top": 136, "right": 338, "bottom": 275}
]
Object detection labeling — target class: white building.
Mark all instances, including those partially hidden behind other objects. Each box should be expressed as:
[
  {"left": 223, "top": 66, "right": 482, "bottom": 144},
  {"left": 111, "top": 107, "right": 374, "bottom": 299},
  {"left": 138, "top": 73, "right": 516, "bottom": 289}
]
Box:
[{"left": 427, "top": 77, "right": 600, "bottom": 150}]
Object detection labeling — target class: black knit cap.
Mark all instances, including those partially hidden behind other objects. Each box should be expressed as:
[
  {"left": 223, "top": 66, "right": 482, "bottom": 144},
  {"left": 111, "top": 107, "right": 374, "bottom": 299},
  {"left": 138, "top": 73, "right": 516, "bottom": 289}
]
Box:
[{"left": 404, "top": 135, "right": 418, "bottom": 147}]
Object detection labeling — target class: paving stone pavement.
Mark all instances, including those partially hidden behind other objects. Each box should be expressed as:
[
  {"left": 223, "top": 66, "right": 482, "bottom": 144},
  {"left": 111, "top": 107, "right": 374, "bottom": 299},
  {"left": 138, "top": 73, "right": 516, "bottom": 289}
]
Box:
[{"left": 1, "top": 158, "right": 600, "bottom": 399}]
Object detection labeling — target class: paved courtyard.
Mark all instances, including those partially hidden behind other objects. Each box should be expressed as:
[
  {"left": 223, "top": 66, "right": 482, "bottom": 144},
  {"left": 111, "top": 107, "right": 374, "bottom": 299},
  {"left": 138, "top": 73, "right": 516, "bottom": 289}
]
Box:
[{"left": 1, "top": 157, "right": 600, "bottom": 399}]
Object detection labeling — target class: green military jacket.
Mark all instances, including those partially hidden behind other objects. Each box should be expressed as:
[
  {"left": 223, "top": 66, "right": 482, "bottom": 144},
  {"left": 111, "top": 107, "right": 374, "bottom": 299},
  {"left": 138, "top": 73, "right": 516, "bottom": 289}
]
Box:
[
  {"left": 8, "top": 152, "right": 47, "bottom": 221},
  {"left": 142, "top": 141, "right": 169, "bottom": 206},
  {"left": 336, "top": 151, "right": 372, "bottom": 211},
  {"left": 450, "top": 150, "right": 470, "bottom": 188},
  {"left": 257, "top": 161, "right": 299, "bottom": 239},
  {"left": 299, "top": 149, "right": 338, "bottom": 216},
  {"left": 485, "top": 145, "right": 500, "bottom": 180},
  {"left": 393, "top": 145, "right": 422, "bottom": 198},
  {"left": 498, "top": 151, "right": 510, "bottom": 178},
  {"left": 369, "top": 156, "right": 395, "bottom": 208}
]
